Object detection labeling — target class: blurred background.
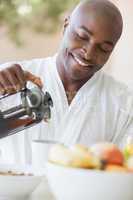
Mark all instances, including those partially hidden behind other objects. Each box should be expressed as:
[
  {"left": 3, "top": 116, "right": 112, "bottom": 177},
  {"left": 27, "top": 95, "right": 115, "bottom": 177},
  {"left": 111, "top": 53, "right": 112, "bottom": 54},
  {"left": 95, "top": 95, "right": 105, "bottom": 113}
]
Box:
[{"left": 0, "top": 0, "right": 132, "bottom": 85}]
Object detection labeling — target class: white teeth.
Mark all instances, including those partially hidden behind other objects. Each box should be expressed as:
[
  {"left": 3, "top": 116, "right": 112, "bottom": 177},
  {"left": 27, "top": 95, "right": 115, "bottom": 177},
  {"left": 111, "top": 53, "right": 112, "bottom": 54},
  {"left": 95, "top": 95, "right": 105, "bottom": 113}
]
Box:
[{"left": 73, "top": 55, "right": 88, "bottom": 67}]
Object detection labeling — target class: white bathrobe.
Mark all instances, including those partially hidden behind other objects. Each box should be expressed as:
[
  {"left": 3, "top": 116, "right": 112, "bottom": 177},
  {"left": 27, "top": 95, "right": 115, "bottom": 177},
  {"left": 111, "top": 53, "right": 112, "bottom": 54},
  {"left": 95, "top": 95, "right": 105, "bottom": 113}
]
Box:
[{"left": 0, "top": 55, "right": 132, "bottom": 166}]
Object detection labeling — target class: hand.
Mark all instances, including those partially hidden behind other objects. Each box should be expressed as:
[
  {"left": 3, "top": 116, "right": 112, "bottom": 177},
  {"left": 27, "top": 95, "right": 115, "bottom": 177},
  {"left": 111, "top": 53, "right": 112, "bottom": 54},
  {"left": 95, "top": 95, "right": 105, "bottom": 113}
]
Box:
[{"left": 0, "top": 64, "right": 43, "bottom": 95}]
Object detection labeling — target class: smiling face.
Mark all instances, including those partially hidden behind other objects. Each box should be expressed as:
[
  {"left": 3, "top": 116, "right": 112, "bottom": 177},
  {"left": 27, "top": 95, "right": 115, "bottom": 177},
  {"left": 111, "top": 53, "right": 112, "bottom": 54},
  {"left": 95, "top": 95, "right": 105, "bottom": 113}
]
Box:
[{"left": 57, "top": 0, "right": 123, "bottom": 84}]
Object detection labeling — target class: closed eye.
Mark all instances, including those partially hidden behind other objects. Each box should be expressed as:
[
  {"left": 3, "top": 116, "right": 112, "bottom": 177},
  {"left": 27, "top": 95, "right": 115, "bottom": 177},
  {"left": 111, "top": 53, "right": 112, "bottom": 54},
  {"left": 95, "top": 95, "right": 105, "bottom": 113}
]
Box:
[
  {"left": 99, "top": 46, "right": 112, "bottom": 53},
  {"left": 100, "top": 43, "right": 113, "bottom": 53},
  {"left": 75, "top": 32, "right": 89, "bottom": 41}
]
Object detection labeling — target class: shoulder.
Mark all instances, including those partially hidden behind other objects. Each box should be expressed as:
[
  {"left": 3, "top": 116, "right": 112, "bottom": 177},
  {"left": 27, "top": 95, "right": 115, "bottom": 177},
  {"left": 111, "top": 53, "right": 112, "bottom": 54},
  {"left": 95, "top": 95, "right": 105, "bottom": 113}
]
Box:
[
  {"left": 20, "top": 55, "right": 56, "bottom": 71},
  {"left": 101, "top": 71, "right": 133, "bottom": 111},
  {"left": 0, "top": 55, "right": 56, "bottom": 72},
  {"left": 101, "top": 71, "right": 131, "bottom": 95}
]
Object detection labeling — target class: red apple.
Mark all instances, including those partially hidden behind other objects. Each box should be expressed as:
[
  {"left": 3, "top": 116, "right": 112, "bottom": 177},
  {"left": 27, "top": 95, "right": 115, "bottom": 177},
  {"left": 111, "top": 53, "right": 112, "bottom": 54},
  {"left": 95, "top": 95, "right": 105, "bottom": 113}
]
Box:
[{"left": 90, "top": 142, "right": 124, "bottom": 166}]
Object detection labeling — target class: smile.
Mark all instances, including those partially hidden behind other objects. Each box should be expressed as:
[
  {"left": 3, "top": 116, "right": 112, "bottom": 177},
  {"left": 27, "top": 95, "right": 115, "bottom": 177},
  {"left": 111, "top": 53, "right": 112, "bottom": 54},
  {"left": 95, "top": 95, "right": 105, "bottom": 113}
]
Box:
[{"left": 72, "top": 54, "right": 89, "bottom": 67}]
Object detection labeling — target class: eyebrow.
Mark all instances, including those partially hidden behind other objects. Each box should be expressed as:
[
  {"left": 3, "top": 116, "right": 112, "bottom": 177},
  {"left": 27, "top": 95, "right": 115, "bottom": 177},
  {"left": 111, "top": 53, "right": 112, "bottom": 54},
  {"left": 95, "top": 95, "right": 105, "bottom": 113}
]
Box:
[{"left": 79, "top": 25, "right": 114, "bottom": 46}]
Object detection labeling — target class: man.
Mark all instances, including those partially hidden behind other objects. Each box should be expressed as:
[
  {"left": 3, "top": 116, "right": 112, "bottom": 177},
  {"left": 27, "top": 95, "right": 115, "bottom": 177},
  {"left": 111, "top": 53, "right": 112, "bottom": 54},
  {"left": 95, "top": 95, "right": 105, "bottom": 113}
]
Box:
[{"left": 0, "top": 0, "right": 132, "bottom": 165}]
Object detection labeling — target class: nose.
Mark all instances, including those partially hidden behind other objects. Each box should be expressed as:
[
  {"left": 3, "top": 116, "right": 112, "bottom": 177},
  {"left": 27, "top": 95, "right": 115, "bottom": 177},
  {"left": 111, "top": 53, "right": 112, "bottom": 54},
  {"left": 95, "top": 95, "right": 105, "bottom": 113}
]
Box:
[{"left": 81, "top": 43, "right": 96, "bottom": 62}]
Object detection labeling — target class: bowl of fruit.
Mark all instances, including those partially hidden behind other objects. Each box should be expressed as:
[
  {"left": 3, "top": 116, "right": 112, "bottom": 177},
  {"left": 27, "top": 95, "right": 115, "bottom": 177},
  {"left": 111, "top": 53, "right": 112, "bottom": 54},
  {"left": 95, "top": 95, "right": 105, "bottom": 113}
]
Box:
[{"left": 46, "top": 142, "right": 133, "bottom": 200}]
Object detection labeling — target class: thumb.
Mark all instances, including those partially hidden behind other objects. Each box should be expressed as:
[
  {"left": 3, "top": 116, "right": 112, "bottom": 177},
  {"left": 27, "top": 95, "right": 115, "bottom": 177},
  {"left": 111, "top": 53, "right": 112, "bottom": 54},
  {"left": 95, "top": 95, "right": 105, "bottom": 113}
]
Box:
[{"left": 24, "top": 71, "right": 43, "bottom": 88}]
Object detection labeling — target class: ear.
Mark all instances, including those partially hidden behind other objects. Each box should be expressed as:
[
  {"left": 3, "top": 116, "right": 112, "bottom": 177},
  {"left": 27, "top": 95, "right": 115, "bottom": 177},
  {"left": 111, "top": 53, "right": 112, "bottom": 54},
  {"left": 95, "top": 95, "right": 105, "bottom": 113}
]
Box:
[{"left": 63, "top": 16, "right": 70, "bottom": 33}]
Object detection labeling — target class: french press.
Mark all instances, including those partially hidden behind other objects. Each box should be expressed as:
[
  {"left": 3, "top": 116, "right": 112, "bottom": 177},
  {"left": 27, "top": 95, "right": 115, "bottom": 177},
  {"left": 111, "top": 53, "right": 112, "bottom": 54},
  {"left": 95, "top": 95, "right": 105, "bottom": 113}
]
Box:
[{"left": 0, "top": 85, "right": 53, "bottom": 138}]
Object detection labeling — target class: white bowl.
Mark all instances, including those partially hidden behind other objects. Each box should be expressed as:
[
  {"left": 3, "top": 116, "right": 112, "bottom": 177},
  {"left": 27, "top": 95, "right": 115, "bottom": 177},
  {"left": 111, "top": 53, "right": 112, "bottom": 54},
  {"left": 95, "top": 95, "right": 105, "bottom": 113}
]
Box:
[
  {"left": 0, "top": 163, "right": 43, "bottom": 200},
  {"left": 46, "top": 162, "right": 133, "bottom": 200}
]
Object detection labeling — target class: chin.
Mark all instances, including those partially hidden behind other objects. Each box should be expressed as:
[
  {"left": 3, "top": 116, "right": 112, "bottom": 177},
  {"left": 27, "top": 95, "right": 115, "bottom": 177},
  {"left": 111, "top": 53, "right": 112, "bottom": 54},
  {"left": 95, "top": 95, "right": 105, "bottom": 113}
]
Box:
[
  {"left": 69, "top": 72, "right": 93, "bottom": 82},
  {"left": 69, "top": 69, "right": 94, "bottom": 82}
]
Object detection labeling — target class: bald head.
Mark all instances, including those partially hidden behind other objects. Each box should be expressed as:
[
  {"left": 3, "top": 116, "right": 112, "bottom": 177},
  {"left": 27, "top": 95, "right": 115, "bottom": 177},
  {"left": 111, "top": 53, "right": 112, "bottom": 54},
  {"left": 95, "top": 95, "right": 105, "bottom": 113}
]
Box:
[
  {"left": 58, "top": 0, "right": 124, "bottom": 83},
  {"left": 70, "top": 0, "right": 123, "bottom": 40}
]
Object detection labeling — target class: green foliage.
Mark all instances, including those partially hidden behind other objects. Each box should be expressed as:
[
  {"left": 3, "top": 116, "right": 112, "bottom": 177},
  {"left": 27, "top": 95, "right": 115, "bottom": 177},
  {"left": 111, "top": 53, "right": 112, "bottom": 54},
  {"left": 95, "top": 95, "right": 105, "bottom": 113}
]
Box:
[{"left": 0, "top": 0, "right": 80, "bottom": 45}]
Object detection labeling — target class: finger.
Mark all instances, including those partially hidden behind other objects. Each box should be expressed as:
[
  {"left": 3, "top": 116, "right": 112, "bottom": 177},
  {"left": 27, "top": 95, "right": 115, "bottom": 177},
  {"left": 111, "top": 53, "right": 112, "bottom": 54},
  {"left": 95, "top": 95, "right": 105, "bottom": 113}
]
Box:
[
  {"left": 0, "top": 82, "right": 5, "bottom": 95},
  {"left": 4, "top": 68, "right": 20, "bottom": 92},
  {"left": 2, "top": 71, "right": 18, "bottom": 94},
  {"left": 0, "top": 72, "right": 14, "bottom": 94},
  {"left": 24, "top": 71, "right": 43, "bottom": 88},
  {"left": 12, "top": 64, "right": 26, "bottom": 89}
]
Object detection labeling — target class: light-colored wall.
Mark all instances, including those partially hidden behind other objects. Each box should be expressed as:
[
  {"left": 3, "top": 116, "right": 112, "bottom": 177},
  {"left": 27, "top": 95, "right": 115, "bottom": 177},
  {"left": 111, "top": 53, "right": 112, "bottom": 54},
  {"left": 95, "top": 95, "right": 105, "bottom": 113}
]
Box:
[
  {"left": 0, "top": 29, "right": 60, "bottom": 62},
  {"left": 107, "top": 0, "right": 133, "bottom": 85}
]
